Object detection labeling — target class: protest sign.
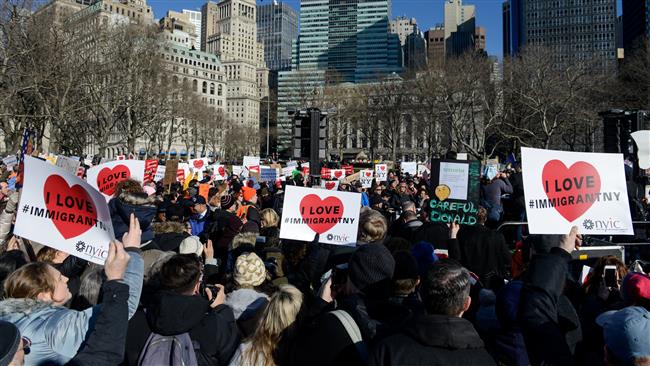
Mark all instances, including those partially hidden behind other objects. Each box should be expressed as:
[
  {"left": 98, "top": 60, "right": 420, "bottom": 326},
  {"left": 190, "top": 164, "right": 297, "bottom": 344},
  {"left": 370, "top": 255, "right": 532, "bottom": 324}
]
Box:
[
  {"left": 44, "top": 154, "right": 58, "bottom": 165},
  {"left": 286, "top": 161, "right": 298, "bottom": 169},
  {"left": 153, "top": 166, "right": 166, "bottom": 182},
  {"left": 632, "top": 131, "right": 650, "bottom": 169},
  {"left": 321, "top": 180, "right": 340, "bottom": 191},
  {"left": 375, "top": 164, "right": 388, "bottom": 182},
  {"left": 163, "top": 160, "right": 178, "bottom": 185},
  {"left": 321, "top": 167, "right": 332, "bottom": 179},
  {"left": 116, "top": 155, "right": 126, "bottom": 161},
  {"left": 213, "top": 164, "right": 227, "bottom": 180},
  {"left": 401, "top": 162, "right": 417, "bottom": 176},
  {"left": 56, "top": 156, "right": 81, "bottom": 175},
  {"left": 261, "top": 168, "right": 279, "bottom": 182},
  {"left": 360, "top": 170, "right": 374, "bottom": 188},
  {"left": 522, "top": 147, "right": 633, "bottom": 235},
  {"left": 429, "top": 159, "right": 481, "bottom": 225},
  {"left": 15, "top": 157, "right": 114, "bottom": 264},
  {"left": 344, "top": 172, "right": 360, "bottom": 184},
  {"left": 417, "top": 164, "right": 430, "bottom": 177},
  {"left": 86, "top": 160, "right": 145, "bottom": 201},
  {"left": 198, "top": 184, "right": 210, "bottom": 202},
  {"left": 143, "top": 159, "right": 158, "bottom": 184},
  {"left": 280, "top": 186, "right": 361, "bottom": 245},
  {"left": 233, "top": 165, "right": 244, "bottom": 177},
  {"left": 76, "top": 166, "right": 85, "bottom": 178},
  {"left": 342, "top": 165, "right": 354, "bottom": 175},
  {"left": 189, "top": 158, "right": 209, "bottom": 174},
  {"left": 177, "top": 163, "right": 190, "bottom": 182},
  {"left": 330, "top": 169, "right": 346, "bottom": 181},
  {"left": 2, "top": 155, "right": 17, "bottom": 168},
  {"left": 243, "top": 156, "right": 260, "bottom": 173},
  {"left": 282, "top": 167, "right": 294, "bottom": 177}
]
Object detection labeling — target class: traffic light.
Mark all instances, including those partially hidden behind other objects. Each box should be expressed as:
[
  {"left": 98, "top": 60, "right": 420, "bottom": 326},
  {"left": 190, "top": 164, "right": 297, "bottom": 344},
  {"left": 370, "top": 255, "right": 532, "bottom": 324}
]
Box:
[{"left": 291, "top": 108, "right": 327, "bottom": 177}]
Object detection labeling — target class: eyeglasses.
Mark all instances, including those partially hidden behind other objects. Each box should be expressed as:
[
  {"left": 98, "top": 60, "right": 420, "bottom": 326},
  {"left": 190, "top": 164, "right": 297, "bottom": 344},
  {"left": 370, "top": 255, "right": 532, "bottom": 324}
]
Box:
[{"left": 22, "top": 337, "right": 31, "bottom": 355}]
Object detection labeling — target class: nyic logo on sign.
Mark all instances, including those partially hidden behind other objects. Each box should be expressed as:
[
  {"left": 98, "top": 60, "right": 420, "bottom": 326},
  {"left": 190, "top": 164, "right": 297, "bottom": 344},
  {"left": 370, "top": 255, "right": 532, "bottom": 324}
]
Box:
[
  {"left": 326, "top": 233, "right": 350, "bottom": 243},
  {"left": 75, "top": 240, "right": 108, "bottom": 261},
  {"left": 582, "top": 218, "right": 623, "bottom": 232}
]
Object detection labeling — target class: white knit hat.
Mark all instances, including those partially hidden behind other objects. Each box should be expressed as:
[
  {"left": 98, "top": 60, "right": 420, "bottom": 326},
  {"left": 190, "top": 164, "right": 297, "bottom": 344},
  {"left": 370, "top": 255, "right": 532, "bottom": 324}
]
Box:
[
  {"left": 179, "top": 236, "right": 203, "bottom": 257},
  {"left": 234, "top": 252, "right": 266, "bottom": 287}
]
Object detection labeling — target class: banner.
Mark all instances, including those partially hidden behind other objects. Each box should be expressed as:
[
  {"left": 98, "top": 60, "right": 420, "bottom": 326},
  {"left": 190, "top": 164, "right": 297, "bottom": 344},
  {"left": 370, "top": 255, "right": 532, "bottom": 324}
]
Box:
[
  {"left": 342, "top": 165, "right": 354, "bottom": 175},
  {"left": 243, "top": 156, "right": 260, "bottom": 174},
  {"left": 522, "top": 147, "right": 633, "bottom": 235},
  {"left": 375, "top": 164, "right": 388, "bottom": 182},
  {"left": 280, "top": 186, "right": 361, "bottom": 245},
  {"left": 189, "top": 158, "right": 209, "bottom": 174},
  {"left": 15, "top": 157, "right": 114, "bottom": 265},
  {"left": 56, "top": 156, "right": 81, "bottom": 175},
  {"left": 213, "top": 164, "right": 227, "bottom": 180},
  {"left": 163, "top": 160, "right": 178, "bottom": 185},
  {"left": 429, "top": 160, "right": 481, "bottom": 225},
  {"left": 153, "top": 166, "right": 166, "bottom": 182},
  {"left": 261, "top": 168, "right": 279, "bottom": 182},
  {"left": 360, "top": 170, "right": 374, "bottom": 188},
  {"left": 321, "top": 180, "right": 340, "bottom": 191},
  {"left": 86, "top": 160, "right": 145, "bottom": 201},
  {"left": 401, "top": 162, "right": 417, "bottom": 176},
  {"left": 143, "top": 159, "right": 158, "bottom": 184}
]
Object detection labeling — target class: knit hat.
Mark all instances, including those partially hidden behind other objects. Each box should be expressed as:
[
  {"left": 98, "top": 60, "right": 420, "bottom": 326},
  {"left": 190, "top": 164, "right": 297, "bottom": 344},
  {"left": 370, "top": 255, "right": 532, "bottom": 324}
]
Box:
[
  {"left": 221, "top": 194, "right": 235, "bottom": 210},
  {"left": 622, "top": 272, "right": 650, "bottom": 304},
  {"left": 191, "top": 195, "right": 207, "bottom": 205},
  {"left": 179, "top": 236, "right": 203, "bottom": 257},
  {"left": 411, "top": 241, "right": 439, "bottom": 277},
  {"left": 234, "top": 252, "right": 266, "bottom": 288},
  {"left": 392, "top": 251, "right": 419, "bottom": 280},
  {"left": 0, "top": 320, "right": 20, "bottom": 366},
  {"left": 348, "top": 243, "right": 395, "bottom": 291},
  {"left": 241, "top": 186, "right": 257, "bottom": 202}
]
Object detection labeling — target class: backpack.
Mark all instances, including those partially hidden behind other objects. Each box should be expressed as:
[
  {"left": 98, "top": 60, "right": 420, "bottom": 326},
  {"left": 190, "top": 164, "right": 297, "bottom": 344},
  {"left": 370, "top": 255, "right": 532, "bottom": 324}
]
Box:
[
  {"left": 329, "top": 310, "right": 369, "bottom": 363},
  {"left": 137, "top": 332, "right": 198, "bottom": 366}
]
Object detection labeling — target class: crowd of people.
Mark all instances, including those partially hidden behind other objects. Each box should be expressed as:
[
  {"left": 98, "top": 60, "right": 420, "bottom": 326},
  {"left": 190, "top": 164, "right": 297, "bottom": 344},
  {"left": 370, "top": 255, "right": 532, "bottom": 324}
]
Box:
[{"left": 0, "top": 158, "right": 649, "bottom": 366}]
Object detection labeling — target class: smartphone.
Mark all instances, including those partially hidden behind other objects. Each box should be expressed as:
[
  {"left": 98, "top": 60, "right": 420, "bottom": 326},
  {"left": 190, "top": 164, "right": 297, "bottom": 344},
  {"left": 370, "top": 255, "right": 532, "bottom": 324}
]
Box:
[{"left": 604, "top": 265, "right": 617, "bottom": 288}]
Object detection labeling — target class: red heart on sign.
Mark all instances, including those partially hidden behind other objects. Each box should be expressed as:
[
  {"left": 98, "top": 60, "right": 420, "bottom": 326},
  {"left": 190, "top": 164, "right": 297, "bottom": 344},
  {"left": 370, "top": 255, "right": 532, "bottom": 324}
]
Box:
[
  {"left": 97, "top": 165, "right": 130, "bottom": 196},
  {"left": 218, "top": 166, "right": 225, "bottom": 177},
  {"left": 44, "top": 175, "right": 97, "bottom": 240},
  {"left": 193, "top": 159, "right": 204, "bottom": 169},
  {"left": 542, "top": 160, "right": 601, "bottom": 222},
  {"left": 379, "top": 165, "right": 386, "bottom": 171},
  {"left": 325, "top": 182, "right": 336, "bottom": 190},
  {"left": 299, "top": 194, "right": 344, "bottom": 234},
  {"left": 333, "top": 170, "right": 343, "bottom": 179},
  {"left": 364, "top": 171, "right": 372, "bottom": 178}
]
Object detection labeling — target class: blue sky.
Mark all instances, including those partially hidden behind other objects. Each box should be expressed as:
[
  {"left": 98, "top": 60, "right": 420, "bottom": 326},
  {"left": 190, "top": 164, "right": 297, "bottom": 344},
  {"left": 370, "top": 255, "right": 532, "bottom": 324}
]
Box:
[{"left": 148, "top": 0, "right": 509, "bottom": 56}]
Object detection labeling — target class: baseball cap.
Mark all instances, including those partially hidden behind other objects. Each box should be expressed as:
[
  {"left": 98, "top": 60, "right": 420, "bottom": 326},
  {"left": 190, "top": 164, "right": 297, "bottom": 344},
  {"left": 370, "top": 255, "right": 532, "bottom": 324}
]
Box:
[
  {"left": 622, "top": 272, "right": 650, "bottom": 304},
  {"left": 597, "top": 306, "right": 650, "bottom": 364},
  {"left": 191, "top": 196, "right": 207, "bottom": 205}
]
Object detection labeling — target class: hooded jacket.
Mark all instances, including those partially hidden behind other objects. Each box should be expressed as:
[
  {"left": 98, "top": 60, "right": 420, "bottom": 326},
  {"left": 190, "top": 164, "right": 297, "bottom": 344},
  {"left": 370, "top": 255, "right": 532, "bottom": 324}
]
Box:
[
  {"left": 368, "top": 313, "right": 496, "bottom": 366},
  {"left": 125, "top": 290, "right": 240, "bottom": 366},
  {"left": 0, "top": 250, "right": 143, "bottom": 366},
  {"left": 109, "top": 192, "right": 157, "bottom": 245},
  {"left": 152, "top": 221, "right": 189, "bottom": 252}
]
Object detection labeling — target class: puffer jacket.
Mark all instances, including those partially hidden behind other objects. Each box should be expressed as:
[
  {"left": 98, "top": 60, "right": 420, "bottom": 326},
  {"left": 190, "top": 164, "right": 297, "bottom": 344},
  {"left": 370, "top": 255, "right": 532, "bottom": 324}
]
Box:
[
  {"left": 109, "top": 192, "right": 157, "bottom": 244},
  {"left": 0, "top": 249, "right": 143, "bottom": 366}
]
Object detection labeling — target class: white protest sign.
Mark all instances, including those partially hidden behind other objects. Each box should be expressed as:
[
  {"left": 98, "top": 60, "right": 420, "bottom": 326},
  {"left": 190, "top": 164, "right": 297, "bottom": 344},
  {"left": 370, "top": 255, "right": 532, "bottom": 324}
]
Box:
[
  {"left": 360, "top": 170, "right": 374, "bottom": 188},
  {"left": 2, "top": 155, "right": 17, "bottom": 168},
  {"left": 213, "top": 164, "right": 227, "bottom": 180},
  {"left": 321, "top": 180, "right": 340, "bottom": 191},
  {"left": 522, "top": 147, "right": 633, "bottom": 235},
  {"left": 86, "top": 160, "right": 145, "bottom": 201},
  {"left": 243, "top": 156, "right": 260, "bottom": 173},
  {"left": 153, "top": 166, "right": 166, "bottom": 182},
  {"left": 56, "top": 156, "right": 81, "bottom": 175},
  {"left": 282, "top": 167, "right": 294, "bottom": 177},
  {"left": 632, "top": 131, "right": 650, "bottom": 169},
  {"left": 417, "top": 164, "right": 430, "bottom": 177},
  {"left": 330, "top": 169, "right": 346, "bottom": 181},
  {"left": 401, "top": 162, "right": 417, "bottom": 176},
  {"left": 177, "top": 163, "right": 190, "bottom": 182},
  {"left": 189, "top": 158, "right": 209, "bottom": 174},
  {"left": 286, "top": 161, "right": 298, "bottom": 169},
  {"left": 280, "top": 186, "right": 361, "bottom": 245},
  {"left": 375, "top": 164, "right": 388, "bottom": 182},
  {"left": 15, "top": 157, "right": 114, "bottom": 264},
  {"left": 439, "top": 162, "right": 469, "bottom": 201},
  {"left": 233, "top": 165, "right": 243, "bottom": 177}
]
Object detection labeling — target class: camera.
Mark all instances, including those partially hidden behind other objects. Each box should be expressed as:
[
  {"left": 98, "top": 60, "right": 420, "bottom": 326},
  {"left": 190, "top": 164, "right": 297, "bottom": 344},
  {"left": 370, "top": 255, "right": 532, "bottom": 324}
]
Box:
[{"left": 199, "top": 282, "right": 220, "bottom": 304}]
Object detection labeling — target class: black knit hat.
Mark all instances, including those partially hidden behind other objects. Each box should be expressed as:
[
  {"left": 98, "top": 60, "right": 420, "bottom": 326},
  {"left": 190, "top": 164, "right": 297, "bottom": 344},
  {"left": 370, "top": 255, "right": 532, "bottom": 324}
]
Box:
[
  {"left": 392, "top": 250, "right": 419, "bottom": 280},
  {"left": 0, "top": 320, "right": 20, "bottom": 366},
  {"left": 348, "top": 243, "right": 395, "bottom": 291},
  {"left": 221, "top": 194, "right": 235, "bottom": 210}
]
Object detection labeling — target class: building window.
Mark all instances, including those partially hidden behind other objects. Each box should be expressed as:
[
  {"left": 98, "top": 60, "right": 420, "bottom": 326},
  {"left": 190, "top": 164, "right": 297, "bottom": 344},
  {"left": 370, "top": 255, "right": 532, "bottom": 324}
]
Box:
[
  {"left": 193, "top": 79, "right": 198, "bottom": 92},
  {"left": 202, "top": 81, "right": 207, "bottom": 93},
  {"left": 210, "top": 83, "right": 215, "bottom": 95}
]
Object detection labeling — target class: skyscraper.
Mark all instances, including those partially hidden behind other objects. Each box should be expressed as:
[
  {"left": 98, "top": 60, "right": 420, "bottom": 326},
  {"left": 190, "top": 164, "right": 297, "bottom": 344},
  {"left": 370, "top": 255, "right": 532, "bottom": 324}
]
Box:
[
  {"left": 202, "top": 0, "right": 268, "bottom": 152},
  {"left": 276, "top": 0, "right": 402, "bottom": 156},
  {"left": 524, "top": 0, "right": 617, "bottom": 69},
  {"left": 622, "top": 0, "right": 650, "bottom": 56},
  {"left": 182, "top": 9, "right": 202, "bottom": 48},
  {"left": 425, "top": 25, "right": 445, "bottom": 66},
  {"left": 503, "top": 0, "right": 511, "bottom": 56},
  {"left": 390, "top": 16, "right": 417, "bottom": 46},
  {"left": 502, "top": 0, "right": 524, "bottom": 57},
  {"left": 256, "top": 1, "right": 299, "bottom": 71},
  {"left": 444, "top": 0, "right": 480, "bottom": 56}
]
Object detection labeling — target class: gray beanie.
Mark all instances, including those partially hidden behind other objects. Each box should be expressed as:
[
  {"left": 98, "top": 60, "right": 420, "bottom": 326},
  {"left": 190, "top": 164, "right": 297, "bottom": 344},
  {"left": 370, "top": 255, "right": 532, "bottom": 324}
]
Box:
[
  {"left": 0, "top": 320, "right": 20, "bottom": 366},
  {"left": 348, "top": 243, "right": 395, "bottom": 291}
]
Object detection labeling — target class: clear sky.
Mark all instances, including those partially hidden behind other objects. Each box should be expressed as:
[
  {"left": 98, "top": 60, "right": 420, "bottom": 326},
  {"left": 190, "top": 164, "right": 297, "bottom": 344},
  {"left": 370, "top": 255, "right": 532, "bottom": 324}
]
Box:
[{"left": 148, "top": 0, "right": 506, "bottom": 56}]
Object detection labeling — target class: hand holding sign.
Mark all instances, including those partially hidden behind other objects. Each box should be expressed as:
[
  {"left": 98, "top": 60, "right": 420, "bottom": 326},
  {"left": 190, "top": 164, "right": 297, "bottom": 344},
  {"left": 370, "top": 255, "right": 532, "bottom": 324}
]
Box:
[
  {"left": 122, "top": 213, "right": 141, "bottom": 248},
  {"left": 104, "top": 241, "right": 130, "bottom": 281}
]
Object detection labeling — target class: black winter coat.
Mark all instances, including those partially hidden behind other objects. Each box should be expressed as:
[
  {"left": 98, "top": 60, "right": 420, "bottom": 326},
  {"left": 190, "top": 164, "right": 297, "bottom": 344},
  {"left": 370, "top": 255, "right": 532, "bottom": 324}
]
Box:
[
  {"left": 369, "top": 313, "right": 496, "bottom": 366},
  {"left": 519, "top": 247, "right": 582, "bottom": 366},
  {"left": 457, "top": 224, "right": 511, "bottom": 289},
  {"left": 124, "top": 291, "right": 240, "bottom": 366}
]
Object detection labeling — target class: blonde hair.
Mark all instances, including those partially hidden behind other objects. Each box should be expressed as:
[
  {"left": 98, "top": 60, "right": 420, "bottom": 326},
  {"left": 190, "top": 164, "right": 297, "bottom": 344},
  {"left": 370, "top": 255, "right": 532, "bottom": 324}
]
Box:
[
  {"left": 358, "top": 209, "right": 388, "bottom": 243},
  {"left": 260, "top": 208, "right": 279, "bottom": 229},
  {"left": 241, "top": 285, "right": 303, "bottom": 366},
  {"left": 4, "top": 262, "right": 57, "bottom": 299},
  {"left": 231, "top": 232, "right": 258, "bottom": 250}
]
